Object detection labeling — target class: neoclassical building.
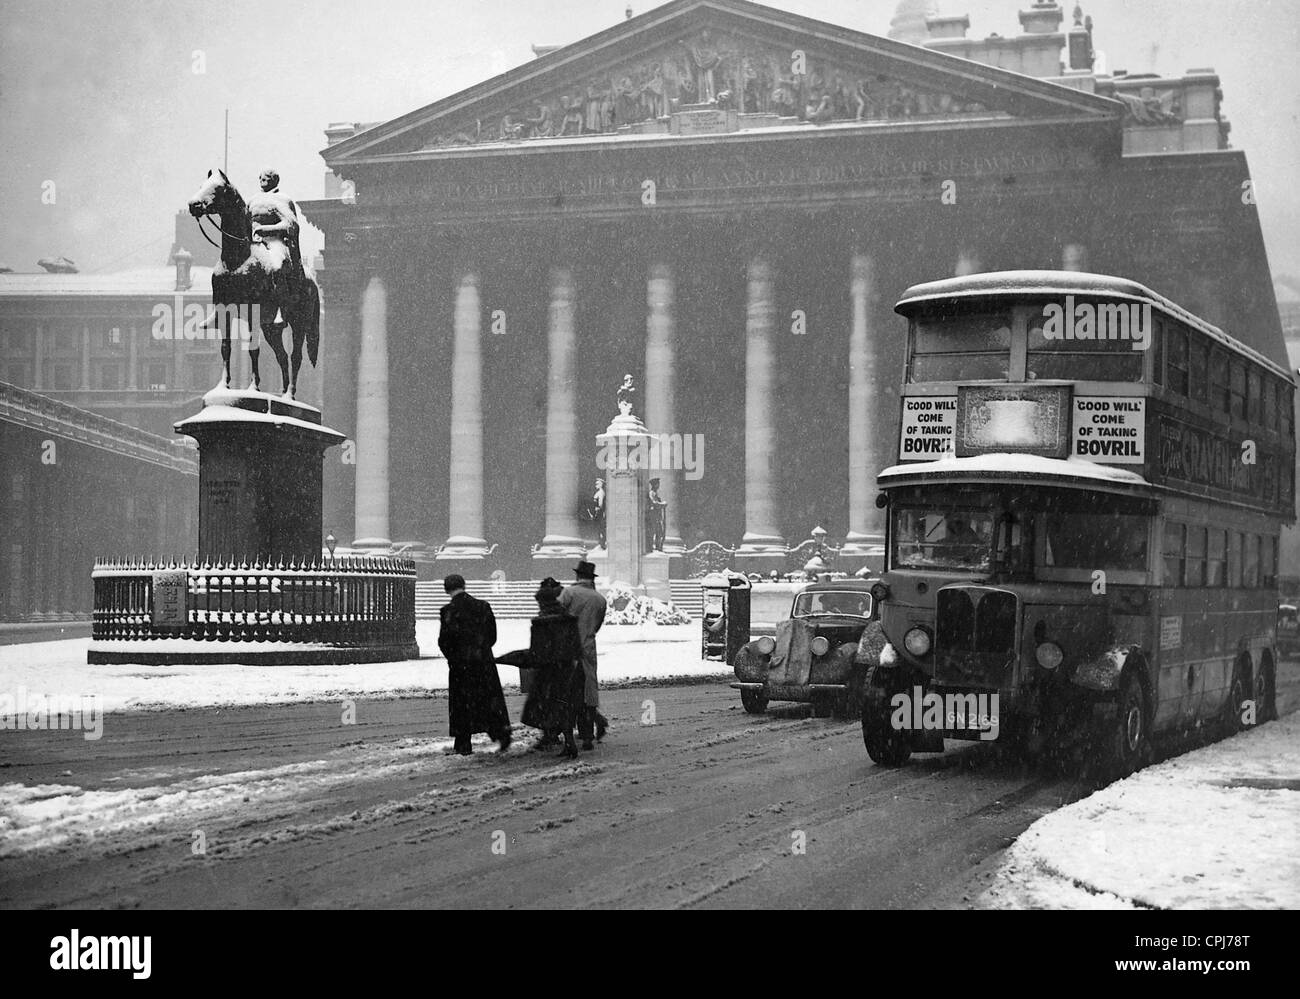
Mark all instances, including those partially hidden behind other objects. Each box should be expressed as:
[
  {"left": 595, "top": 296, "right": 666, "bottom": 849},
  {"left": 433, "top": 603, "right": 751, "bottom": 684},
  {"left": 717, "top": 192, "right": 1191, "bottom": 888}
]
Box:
[{"left": 304, "top": 0, "right": 1285, "bottom": 578}]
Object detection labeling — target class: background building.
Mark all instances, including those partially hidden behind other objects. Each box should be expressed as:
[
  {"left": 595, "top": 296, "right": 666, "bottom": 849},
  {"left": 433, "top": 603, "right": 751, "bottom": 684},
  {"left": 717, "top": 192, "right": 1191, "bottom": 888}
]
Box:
[{"left": 304, "top": 0, "right": 1286, "bottom": 580}]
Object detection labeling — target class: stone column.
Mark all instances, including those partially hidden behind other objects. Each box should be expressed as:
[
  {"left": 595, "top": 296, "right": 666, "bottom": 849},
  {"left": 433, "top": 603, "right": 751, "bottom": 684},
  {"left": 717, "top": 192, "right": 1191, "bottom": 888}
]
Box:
[
  {"left": 737, "top": 256, "right": 786, "bottom": 565},
  {"left": 1062, "top": 243, "right": 1088, "bottom": 271},
  {"left": 955, "top": 250, "right": 982, "bottom": 276},
  {"left": 439, "top": 271, "right": 491, "bottom": 558},
  {"left": 81, "top": 325, "right": 91, "bottom": 389},
  {"left": 352, "top": 275, "right": 391, "bottom": 549},
  {"left": 534, "top": 266, "right": 586, "bottom": 560},
  {"left": 128, "top": 325, "right": 139, "bottom": 389},
  {"left": 644, "top": 262, "right": 685, "bottom": 554},
  {"left": 842, "top": 251, "right": 886, "bottom": 564}
]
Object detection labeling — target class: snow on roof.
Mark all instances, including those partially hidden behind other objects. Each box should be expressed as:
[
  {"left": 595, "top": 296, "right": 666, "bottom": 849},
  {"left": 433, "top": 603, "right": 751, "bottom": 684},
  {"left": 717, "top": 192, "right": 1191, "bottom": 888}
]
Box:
[
  {"left": 0, "top": 266, "right": 214, "bottom": 297},
  {"left": 878, "top": 452, "right": 1155, "bottom": 491},
  {"left": 894, "top": 269, "right": 1293, "bottom": 381}
]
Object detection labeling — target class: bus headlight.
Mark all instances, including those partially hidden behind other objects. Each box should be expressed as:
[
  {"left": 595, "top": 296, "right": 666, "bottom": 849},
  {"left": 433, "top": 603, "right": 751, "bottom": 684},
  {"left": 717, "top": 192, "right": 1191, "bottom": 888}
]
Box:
[
  {"left": 1035, "top": 642, "right": 1064, "bottom": 670},
  {"left": 756, "top": 636, "right": 775, "bottom": 656},
  {"left": 810, "top": 636, "right": 830, "bottom": 656},
  {"left": 903, "top": 627, "right": 932, "bottom": 657}
]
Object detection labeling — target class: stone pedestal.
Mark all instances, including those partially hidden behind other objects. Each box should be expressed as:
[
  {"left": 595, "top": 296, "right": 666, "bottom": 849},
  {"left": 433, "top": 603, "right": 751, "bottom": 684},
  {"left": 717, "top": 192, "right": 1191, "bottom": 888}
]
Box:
[
  {"left": 596, "top": 413, "right": 649, "bottom": 587},
  {"left": 175, "top": 386, "right": 346, "bottom": 561}
]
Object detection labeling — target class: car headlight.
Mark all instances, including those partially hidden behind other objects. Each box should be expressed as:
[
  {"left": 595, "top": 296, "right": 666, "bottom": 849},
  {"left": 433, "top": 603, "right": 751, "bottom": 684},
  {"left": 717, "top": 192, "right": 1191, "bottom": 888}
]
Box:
[
  {"left": 810, "top": 636, "right": 830, "bottom": 656},
  {"left": 903, "top": 627, "right": 931, "bottom": 656},
  {"left": 1035, "top": 642, "right": 1064, "bottom": 670},
  {"left": 756, "top": 636, "right": 775, "bottom": 655}
]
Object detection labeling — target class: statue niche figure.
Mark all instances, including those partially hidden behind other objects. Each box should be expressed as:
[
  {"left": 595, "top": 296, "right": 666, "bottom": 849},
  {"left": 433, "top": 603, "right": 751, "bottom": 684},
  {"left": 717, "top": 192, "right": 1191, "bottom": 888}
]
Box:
[{"left": 187, "top": 167, "right": 321, "bottom": 399}]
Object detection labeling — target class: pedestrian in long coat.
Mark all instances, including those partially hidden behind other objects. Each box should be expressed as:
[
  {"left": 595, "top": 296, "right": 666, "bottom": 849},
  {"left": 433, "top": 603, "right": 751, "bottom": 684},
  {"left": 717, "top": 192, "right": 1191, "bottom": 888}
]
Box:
[
  {"left": 559, "top": 560, "right": 608, "bottom": 748},
  {"left": 498, "top": 578, "right": 586, "bottom": 757},
  {"left": 437, "top": 574, "right": 512, "bottom": 755}
]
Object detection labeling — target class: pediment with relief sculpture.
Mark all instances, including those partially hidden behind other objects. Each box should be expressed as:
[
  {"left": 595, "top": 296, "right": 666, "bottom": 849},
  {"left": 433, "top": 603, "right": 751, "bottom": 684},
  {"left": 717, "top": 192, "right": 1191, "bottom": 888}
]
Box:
[{"left": 325, "top": 0, "right": 1118, "bottom": 164}]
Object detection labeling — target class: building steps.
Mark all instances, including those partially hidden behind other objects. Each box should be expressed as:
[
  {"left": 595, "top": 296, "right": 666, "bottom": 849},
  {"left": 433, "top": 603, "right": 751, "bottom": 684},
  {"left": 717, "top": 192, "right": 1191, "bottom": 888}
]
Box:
[{"left": 415, "top": 579, "right": 703, "bottom": 620}]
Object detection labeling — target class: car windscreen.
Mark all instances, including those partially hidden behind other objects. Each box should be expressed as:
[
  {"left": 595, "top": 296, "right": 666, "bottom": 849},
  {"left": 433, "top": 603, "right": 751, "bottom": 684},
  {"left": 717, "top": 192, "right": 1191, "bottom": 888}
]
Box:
[{"left": 792, "top": 590, "right": 872, "bottom": 618}]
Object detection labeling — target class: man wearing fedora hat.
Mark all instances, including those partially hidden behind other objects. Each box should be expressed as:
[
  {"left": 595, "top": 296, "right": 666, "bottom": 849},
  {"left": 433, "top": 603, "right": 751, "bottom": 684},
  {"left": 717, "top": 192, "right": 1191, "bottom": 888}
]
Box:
[{"left": 559, "top": 560, "right": 608, "bottom": 749}]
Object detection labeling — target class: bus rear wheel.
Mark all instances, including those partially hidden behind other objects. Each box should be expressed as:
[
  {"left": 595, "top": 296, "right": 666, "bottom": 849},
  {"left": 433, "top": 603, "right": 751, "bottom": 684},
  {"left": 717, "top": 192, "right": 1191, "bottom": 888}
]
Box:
[
  {"left": 1255, "top": 655, "right": 1278, "bottom": 723},
  {"left": 1107, "top": 669, "right": 1150, "bottom": 780}
]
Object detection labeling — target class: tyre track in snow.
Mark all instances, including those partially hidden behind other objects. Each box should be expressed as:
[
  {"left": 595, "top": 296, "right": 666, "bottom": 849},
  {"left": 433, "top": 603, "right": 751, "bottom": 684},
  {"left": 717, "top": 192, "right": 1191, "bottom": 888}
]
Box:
[{"left": 0, "top": 685, "right": 1084, "bottom": 908}]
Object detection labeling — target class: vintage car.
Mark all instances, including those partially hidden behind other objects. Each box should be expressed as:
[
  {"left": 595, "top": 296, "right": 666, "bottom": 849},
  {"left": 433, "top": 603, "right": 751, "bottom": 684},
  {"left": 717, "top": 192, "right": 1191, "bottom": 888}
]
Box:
[
  {"left": 1279, "top": 603, "right": 1299, "bottom": 658},
  {"left": 730, "top": 579, "right": 881, "bottom": 717}
]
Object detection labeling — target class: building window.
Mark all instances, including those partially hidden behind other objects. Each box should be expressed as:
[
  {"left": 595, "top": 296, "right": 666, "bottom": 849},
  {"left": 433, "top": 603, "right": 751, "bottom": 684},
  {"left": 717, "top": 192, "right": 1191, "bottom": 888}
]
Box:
[
  {"left": 107, "top": 327, "right": 122, "bottom": 346},
  {"left": 1162, "top": 521, "right": 1184, "bottom": 586}
]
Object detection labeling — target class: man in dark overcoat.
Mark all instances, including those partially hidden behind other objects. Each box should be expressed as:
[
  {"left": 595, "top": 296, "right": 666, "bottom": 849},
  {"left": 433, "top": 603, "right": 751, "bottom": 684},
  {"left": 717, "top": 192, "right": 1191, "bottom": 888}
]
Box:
[
  {"left": 437, "top": 574, "right": 512, "bottom": 755},
  {"left": 559, "top": 560, "right": 608, "bottom": 750}
]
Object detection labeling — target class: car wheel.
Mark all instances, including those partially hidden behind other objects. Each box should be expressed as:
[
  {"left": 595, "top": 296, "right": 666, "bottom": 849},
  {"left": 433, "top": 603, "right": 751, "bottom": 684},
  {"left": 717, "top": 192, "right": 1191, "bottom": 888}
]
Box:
[
  {"left": 861, "top": 667, "right": 910, "bottom": 766},
  {"left": 740, "top": 689, "right": 768, "bottom": 714},
  {"left": 1107, "top": 668, "right": 1150, "bottom": 780}
]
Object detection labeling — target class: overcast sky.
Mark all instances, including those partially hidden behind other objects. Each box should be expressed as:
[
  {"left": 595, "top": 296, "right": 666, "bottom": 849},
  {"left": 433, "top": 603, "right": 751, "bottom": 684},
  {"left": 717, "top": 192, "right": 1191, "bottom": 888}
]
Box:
[{"left": 1, "top": 0, "right": 1297, "bottom": 278}]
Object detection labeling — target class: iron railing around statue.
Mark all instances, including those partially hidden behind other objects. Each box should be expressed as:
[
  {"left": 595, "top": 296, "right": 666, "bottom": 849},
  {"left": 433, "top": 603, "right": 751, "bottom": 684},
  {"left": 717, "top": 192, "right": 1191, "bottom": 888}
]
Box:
[{"left": 91, "top": 556, "right": 417, "bottom": 648}]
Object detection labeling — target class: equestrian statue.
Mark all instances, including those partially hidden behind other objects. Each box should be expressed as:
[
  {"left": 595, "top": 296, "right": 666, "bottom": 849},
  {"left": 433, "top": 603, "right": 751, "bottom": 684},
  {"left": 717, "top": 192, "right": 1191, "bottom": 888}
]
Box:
[{"left": 187, "top": 167, "right": 320, "bottom": 399}]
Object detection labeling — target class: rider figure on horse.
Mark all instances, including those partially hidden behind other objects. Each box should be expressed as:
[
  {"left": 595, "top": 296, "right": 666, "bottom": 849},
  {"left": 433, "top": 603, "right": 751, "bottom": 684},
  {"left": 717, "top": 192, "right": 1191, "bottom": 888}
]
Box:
[{"left": 247, "top": 167, "right": 303, "bottom": 300}]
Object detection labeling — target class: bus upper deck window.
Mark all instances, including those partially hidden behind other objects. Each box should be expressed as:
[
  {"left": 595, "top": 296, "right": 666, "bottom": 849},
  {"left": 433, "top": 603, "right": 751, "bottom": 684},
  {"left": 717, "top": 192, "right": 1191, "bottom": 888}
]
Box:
[
  {"left": 908, "top": 313, "right": 1012, "bottom": 383},
  {"left": 1210, "top": 349, "right": 1231, "bottom": 412},
  {"left": 1188, "top": 337, "right": 1208, "bottom": 403},
  {"left": 1264, "top": 378, "right": 1278, "bottom": 431},
  {"left": 1229, "top": 361, "right": 1247, "bottom": 419},
  {"left": 1166, "top": 326, "right": 1188, "bottom": 395}
]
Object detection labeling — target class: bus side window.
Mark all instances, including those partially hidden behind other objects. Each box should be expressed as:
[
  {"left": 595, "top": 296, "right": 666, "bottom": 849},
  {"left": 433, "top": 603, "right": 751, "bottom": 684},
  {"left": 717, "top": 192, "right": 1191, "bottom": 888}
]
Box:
[
  {"left": 1151, "top": 318, "right": 1164, "bottom": 386},
  {"left": 1242, "top": 532, "right": 1260, "bottom": 588},
  {"left": 1229, "top": 360, "right": 1247, "bottom": 420},
  {"left": 1210, "top": 349, "right": 1231, "bottom": 413},
  {"left": 1207, "top": 529, "right": 1226, "bottom": 587},
  {"left": 1247, "top": 369, "right": 1263, "bottom": 424},
  {"left": 1185, "top": 525, "right": 1206, "bottom": 587},
  {"left": 1167, "top": 326, "right": 1188, "bottom": 395},
  {"left": 1262, "top": 535, "right": 1277, "bottom": 589},
  {"left": 1227, "top": 531, "right": 1241, "bottom": 588},
  {"left": 1283, "top": 384, "right": 1295, "bottom": 440},
  {"left": 1188, "top": 337, "right": 1208, "bottom": 404},
  {"left": 1162, "top": 522, "right": 1185, "bottom": 586},
  {"left": 1263, "top": 378, "right": 1278, "bottom": 432}
]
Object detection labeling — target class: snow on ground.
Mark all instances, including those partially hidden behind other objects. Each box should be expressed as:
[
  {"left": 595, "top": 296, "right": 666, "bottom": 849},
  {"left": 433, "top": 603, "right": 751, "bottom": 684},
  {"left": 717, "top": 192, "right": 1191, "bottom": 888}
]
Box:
[
  {"left": 0, "top": 620, "right": 717, "bottom": 712},
  {"left": 981, "top": 713, "right": 1300, "bottom": 909},
  {"left": 0, "top": 730, "right": 579, "bottom": 857}
]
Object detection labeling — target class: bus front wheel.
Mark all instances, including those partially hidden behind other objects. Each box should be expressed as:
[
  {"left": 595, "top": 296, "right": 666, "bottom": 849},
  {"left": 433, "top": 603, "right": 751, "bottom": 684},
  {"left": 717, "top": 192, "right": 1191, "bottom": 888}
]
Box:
[
  {"left": 861, "top": 667, "right": 911, "bottom": 767},
  {"left": 1108, "top": 669, "right": 1150, "bottom": 780}
]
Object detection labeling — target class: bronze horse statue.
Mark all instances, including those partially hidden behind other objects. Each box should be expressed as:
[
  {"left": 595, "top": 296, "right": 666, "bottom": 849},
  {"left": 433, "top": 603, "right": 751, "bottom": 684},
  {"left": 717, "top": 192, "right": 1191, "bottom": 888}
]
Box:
[{"left": 187, "top": 169, "right": 320, "bottom": 398}]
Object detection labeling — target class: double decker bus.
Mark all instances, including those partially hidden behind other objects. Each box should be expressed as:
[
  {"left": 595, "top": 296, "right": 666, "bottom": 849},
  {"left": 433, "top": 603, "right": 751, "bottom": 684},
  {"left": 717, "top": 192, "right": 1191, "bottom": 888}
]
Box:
[{"left": 861, "top": 271, "right": 1294, "bottom": 776}]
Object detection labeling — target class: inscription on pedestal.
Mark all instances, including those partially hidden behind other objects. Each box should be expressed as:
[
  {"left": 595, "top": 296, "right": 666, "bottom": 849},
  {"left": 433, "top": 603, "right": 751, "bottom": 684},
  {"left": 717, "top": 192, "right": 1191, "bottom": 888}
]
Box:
[{"left": 670, "top": 109, "right": 739, "bottom": 135}]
